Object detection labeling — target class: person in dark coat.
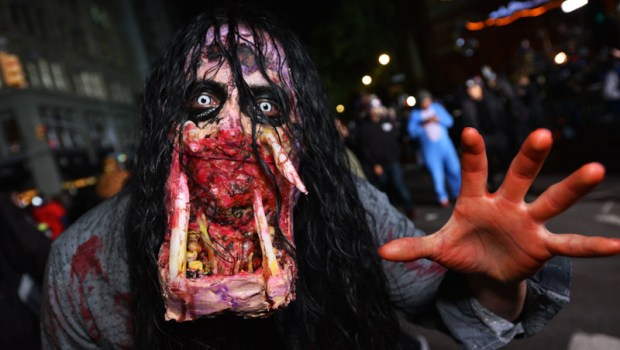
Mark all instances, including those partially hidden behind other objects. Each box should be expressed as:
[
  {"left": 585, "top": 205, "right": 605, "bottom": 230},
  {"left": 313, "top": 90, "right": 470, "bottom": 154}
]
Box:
[
  {"left": 0, "top": 191, "right": 51, "bottom": 350},
  {"left": 461, "top": 76, "right": 512, "bottom": 190}
]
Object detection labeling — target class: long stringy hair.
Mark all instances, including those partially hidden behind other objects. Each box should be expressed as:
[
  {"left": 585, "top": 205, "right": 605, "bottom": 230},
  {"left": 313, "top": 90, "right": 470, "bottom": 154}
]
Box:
[{"left": 125, "top": 3, "right": 400, "bottom": 349}]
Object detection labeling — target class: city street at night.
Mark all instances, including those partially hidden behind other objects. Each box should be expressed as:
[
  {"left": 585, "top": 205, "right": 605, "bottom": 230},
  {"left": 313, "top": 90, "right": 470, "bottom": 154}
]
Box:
[{"left": 2, "top": 0, "right": 620, "bottom": 349}]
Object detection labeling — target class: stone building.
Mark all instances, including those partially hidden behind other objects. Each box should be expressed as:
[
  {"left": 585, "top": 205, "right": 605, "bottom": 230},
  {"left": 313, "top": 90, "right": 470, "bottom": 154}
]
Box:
[{"left": 0, "top": 0, "right": 172, "bottom": 200}]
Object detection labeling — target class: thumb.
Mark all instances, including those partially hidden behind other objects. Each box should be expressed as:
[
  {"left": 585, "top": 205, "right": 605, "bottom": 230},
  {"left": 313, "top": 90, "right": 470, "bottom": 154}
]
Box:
[{"left": 378, "top": 236, "right": 435, "bottom": 262}]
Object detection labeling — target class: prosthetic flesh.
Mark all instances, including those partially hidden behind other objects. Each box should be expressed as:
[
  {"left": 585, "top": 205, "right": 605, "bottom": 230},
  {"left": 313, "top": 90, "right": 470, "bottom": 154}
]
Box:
[{"left": 157, "top": 118, "right": 303, "bottom": 322}]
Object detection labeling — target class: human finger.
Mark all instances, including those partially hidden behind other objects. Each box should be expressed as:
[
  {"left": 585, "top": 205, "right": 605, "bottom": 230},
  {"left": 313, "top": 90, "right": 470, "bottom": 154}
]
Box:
[
  {"left": 529, "top": 162, "right": 605, "bottom": 221},
  {"left": 459, "top": 127, "right": 488, "bottom": 197},
  {"left": 545, "top": 232, "right": 620, "bottom": 257},
  {"left": 497, "top": 129, "right": 552, "bottom": 202},
  {"left": 378, "top": 235, "right": 435, "bottom": 262}
]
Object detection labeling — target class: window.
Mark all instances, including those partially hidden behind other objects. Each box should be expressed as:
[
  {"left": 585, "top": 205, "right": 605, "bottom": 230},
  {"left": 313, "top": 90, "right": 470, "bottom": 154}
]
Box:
[
  {"left": 39, "top": 107, "right": 80, "bottom": 150},
  {"left": 38, "top": 59, "right": 54, "bottom": 89},
  {"left": 0, "top": 113, "right": 24, "bottom": 156},
  {"left": 25, "top": 61, "right": 42, "bottom": 88},
  {"left": 50, "top": 63, "right": 70, "bottom": 92}
]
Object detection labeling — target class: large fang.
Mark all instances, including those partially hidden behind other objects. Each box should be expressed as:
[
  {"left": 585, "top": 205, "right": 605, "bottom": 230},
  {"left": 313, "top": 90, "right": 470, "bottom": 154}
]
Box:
[
  {"left": 198, "top": 213, "right": 217, "bottom": 274},
  {"left": 252, "top": 190, "right": 280, "bottom": 277},
  {"left": 260, "top": 131, "right": 308, "bottom": 195},
  {"left": 167, "top": 147, "right": 190, "bottom": 280}
]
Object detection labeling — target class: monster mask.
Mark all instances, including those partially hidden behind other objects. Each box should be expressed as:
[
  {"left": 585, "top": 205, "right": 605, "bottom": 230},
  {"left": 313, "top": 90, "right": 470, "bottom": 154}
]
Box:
[{"left": 157, "top": 24, "right": 306, "bottom": 322}]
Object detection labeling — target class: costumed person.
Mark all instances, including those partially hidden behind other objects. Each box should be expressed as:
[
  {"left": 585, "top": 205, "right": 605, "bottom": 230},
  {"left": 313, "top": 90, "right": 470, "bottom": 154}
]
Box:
[
  {"left": 40, "top": 4, "right": 620, "bottom": 350},
  {"left": 408, "top": 89, "right": 461, "bottom": 207},
  {"left": 30, "top": 193, "right": 68, "bottom": 240}
]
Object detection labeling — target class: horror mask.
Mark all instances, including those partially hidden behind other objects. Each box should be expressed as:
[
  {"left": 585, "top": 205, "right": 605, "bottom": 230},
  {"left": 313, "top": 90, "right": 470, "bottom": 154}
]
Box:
[{"left": 157, "top": 25, "right": 306, "bottom": 321}]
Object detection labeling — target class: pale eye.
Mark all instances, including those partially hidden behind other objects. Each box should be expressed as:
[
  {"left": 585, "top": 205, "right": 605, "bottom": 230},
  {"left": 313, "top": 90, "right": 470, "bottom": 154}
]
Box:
[
  {"left": 187, "top": 92, "right": 222, "bottom": 122},
  {"left": 258, "top": 101, "right": 278, "bottom": 118},
  {"left": 196, "top": 94, "right": 213, "bottom": 107},
  {"left": 189, "top": 93, "right": 219, "bottom": 110}
]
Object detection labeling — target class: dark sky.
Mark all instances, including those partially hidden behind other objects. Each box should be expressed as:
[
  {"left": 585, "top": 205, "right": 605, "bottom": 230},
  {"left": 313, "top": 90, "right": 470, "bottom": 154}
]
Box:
[
  {"left": 168, "top": 0, "right": 337, "bottom": 41},
  {"left": 163, "top": 0, "right": 413, "bottom": 104}
]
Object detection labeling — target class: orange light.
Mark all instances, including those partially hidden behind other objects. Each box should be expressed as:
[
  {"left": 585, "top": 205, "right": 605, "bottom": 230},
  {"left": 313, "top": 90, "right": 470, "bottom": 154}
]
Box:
[
  {"left": 0, "top": 51, "right": 28, "bottom": 88},
  {"left": 465, "top": 0, "right": 563, "bottom": 31}
]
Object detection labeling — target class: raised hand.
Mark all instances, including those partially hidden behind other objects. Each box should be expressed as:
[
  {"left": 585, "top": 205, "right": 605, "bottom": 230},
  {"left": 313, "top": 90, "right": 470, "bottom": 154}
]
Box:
[{"left": 379, "top": 127, "right": 620, "bottom": 283}]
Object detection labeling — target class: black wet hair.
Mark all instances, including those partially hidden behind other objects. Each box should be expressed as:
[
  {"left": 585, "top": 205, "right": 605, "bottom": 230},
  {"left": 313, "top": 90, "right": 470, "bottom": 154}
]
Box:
[{"left": 125, "top": 3, "right": 400, "bottom": 349}]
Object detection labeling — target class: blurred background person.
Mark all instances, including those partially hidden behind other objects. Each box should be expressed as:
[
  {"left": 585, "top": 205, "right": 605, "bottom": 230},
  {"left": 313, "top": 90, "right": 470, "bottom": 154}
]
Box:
[
  {"left": 354, "top": 94, "right": 417, "bottom": 220},
  {"left": 481, "top": 65, "right": 528, "bottom": 152},
  {"left": 335, "top": 115, "right": 367, "bottom": 180},
  {"left": 461, "top": 76, "right": 511, "bottom": 191},
  {"left": 0, "top": 191, "right": 51, "bottom": 350},
  {"left": 30, "top": 193, "right": 68, "bottom": 241},
  {"left": 515, "top": 71, "right": 546, "bottom": 133},
  {"left": 602, "top": 47, "right": 620, "bottom": 121},
  {"left": 95, "top": 153, "right": 132, "bottom": 200},
  {"left": 408, "top": 89, "right": 460, "bottom": 207}
]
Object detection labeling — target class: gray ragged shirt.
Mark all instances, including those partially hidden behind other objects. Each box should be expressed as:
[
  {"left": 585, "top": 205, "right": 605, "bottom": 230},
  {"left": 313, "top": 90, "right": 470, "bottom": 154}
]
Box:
[{"left": 41, "top": 179, "right": 570, "bottom": 349}]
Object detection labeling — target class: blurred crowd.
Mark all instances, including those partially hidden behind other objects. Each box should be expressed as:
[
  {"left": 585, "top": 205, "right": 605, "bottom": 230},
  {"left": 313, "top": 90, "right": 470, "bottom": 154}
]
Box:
[
  {"left": 339, "top": 43, "right": 620, "bottom": 214},
  {"left": 0, "top": 152, "right": 131, "bottom": 348}
]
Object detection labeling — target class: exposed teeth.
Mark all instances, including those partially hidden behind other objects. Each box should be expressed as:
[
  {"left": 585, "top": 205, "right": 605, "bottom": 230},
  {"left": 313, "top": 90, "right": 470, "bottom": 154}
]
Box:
[
  {"left": 260, "top": 131, "right": 308, "bottom": 195},
  {"left": 167, "top": 148, "right": 190, "bottom": 280},
  {"left": 198, "top": 213, "right": 218, "bottom": 274},
  {"left": 252, "top": 190, "right": 281, "bottom": 277},
  {"left": 234, "top": 259, "right": 241, "bottom": 275},
  {"left": 247, "top": 252, "right": 254, "bottom": 273}
]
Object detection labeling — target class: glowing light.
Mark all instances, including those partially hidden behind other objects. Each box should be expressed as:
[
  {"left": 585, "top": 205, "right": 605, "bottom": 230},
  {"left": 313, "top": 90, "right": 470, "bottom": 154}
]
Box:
[
  {"left": 554, "top": 51, "right": 568, "bottom": 64},
  {"left": 362, "top": 75, "right": 372, "bottom": 85},
  {"left": 406, "top": 96, "right": 416, "bottom": 107},
  {"left": 31, "top": 196, "right": 43, "bottom": 206},
  {"left": 336, "top": 104, "right": 345, "bottom": 113},
  {"left": 561, "top": 0, "right": 587, "bottom": 13},
  {"left": 116, "top": 153, "right": 128, "bottom": 163},
  {"left": 378, "top": 53, "right": 390, "bottom": 65}
]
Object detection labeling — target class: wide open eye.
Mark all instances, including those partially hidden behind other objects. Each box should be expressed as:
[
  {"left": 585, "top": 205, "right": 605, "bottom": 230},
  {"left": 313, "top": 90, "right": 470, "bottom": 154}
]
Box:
[
  {"left": 191, "top": 93, "right": 218, "bottom": 110},
  {"left": 188, "top": 92, "right": 221, "bottom": 122},
  {"left": 258, "top": 101, "right": 278, "bottom": 118},
  {"left": 255, "top": 99, "right": 284, "bottom": 127}
]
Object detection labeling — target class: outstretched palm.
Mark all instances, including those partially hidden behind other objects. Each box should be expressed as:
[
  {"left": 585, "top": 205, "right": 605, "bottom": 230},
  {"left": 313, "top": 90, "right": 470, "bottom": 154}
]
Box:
[{"left": 380, "top": 127, "right": 620, "bottom": 283}]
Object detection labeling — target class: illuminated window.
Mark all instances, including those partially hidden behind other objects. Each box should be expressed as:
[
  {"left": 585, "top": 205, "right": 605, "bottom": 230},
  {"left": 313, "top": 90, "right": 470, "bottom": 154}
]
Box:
[
  {"left": 25, "top": 62, "right": 42, "bottom": 88},
  {"left": 38, "top": 59, "right": 54, "bottom": 90},
  {"left": 50, "top": 62, "right": 69, "bottom": 92}
]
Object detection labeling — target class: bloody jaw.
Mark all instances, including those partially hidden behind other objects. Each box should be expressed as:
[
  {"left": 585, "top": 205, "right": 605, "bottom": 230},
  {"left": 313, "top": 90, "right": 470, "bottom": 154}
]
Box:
[{"left": 157, "top": 122, "right": 306, "bottom": 321}]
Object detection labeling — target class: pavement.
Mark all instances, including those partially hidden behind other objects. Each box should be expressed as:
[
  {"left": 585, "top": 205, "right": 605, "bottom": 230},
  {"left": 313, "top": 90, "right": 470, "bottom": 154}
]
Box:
[{"left": 395, "top": 127, "right": 620, "bottom": 349}]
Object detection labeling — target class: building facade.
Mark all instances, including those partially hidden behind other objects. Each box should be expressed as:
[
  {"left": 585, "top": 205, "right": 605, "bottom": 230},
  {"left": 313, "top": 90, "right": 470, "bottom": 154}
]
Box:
[{"left": 0, "top": 0, "right": 172, "bottom": 197}]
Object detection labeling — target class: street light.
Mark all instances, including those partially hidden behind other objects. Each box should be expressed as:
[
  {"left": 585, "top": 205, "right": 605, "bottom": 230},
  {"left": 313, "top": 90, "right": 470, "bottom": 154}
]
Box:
[
  {"left": 378, "top": 53, "right": 390, "bottom": 66},
  {"left": 405, "top": 96, "right": 416, "bottom": 107},
  {"left": 561, "top": 0, "right": 588, "bottom": 13},
  {"left": 554, "top": 51, "right": 568, "bottom": 65},
  {"left": 361, "top": 75, "right": 372, "bottom": 85}
]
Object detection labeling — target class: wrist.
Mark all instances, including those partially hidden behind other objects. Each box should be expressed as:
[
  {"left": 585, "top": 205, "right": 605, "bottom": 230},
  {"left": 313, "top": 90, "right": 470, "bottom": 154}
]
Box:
[{"left": 467, "top": 274, "right": 527, "bottom": 321}]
